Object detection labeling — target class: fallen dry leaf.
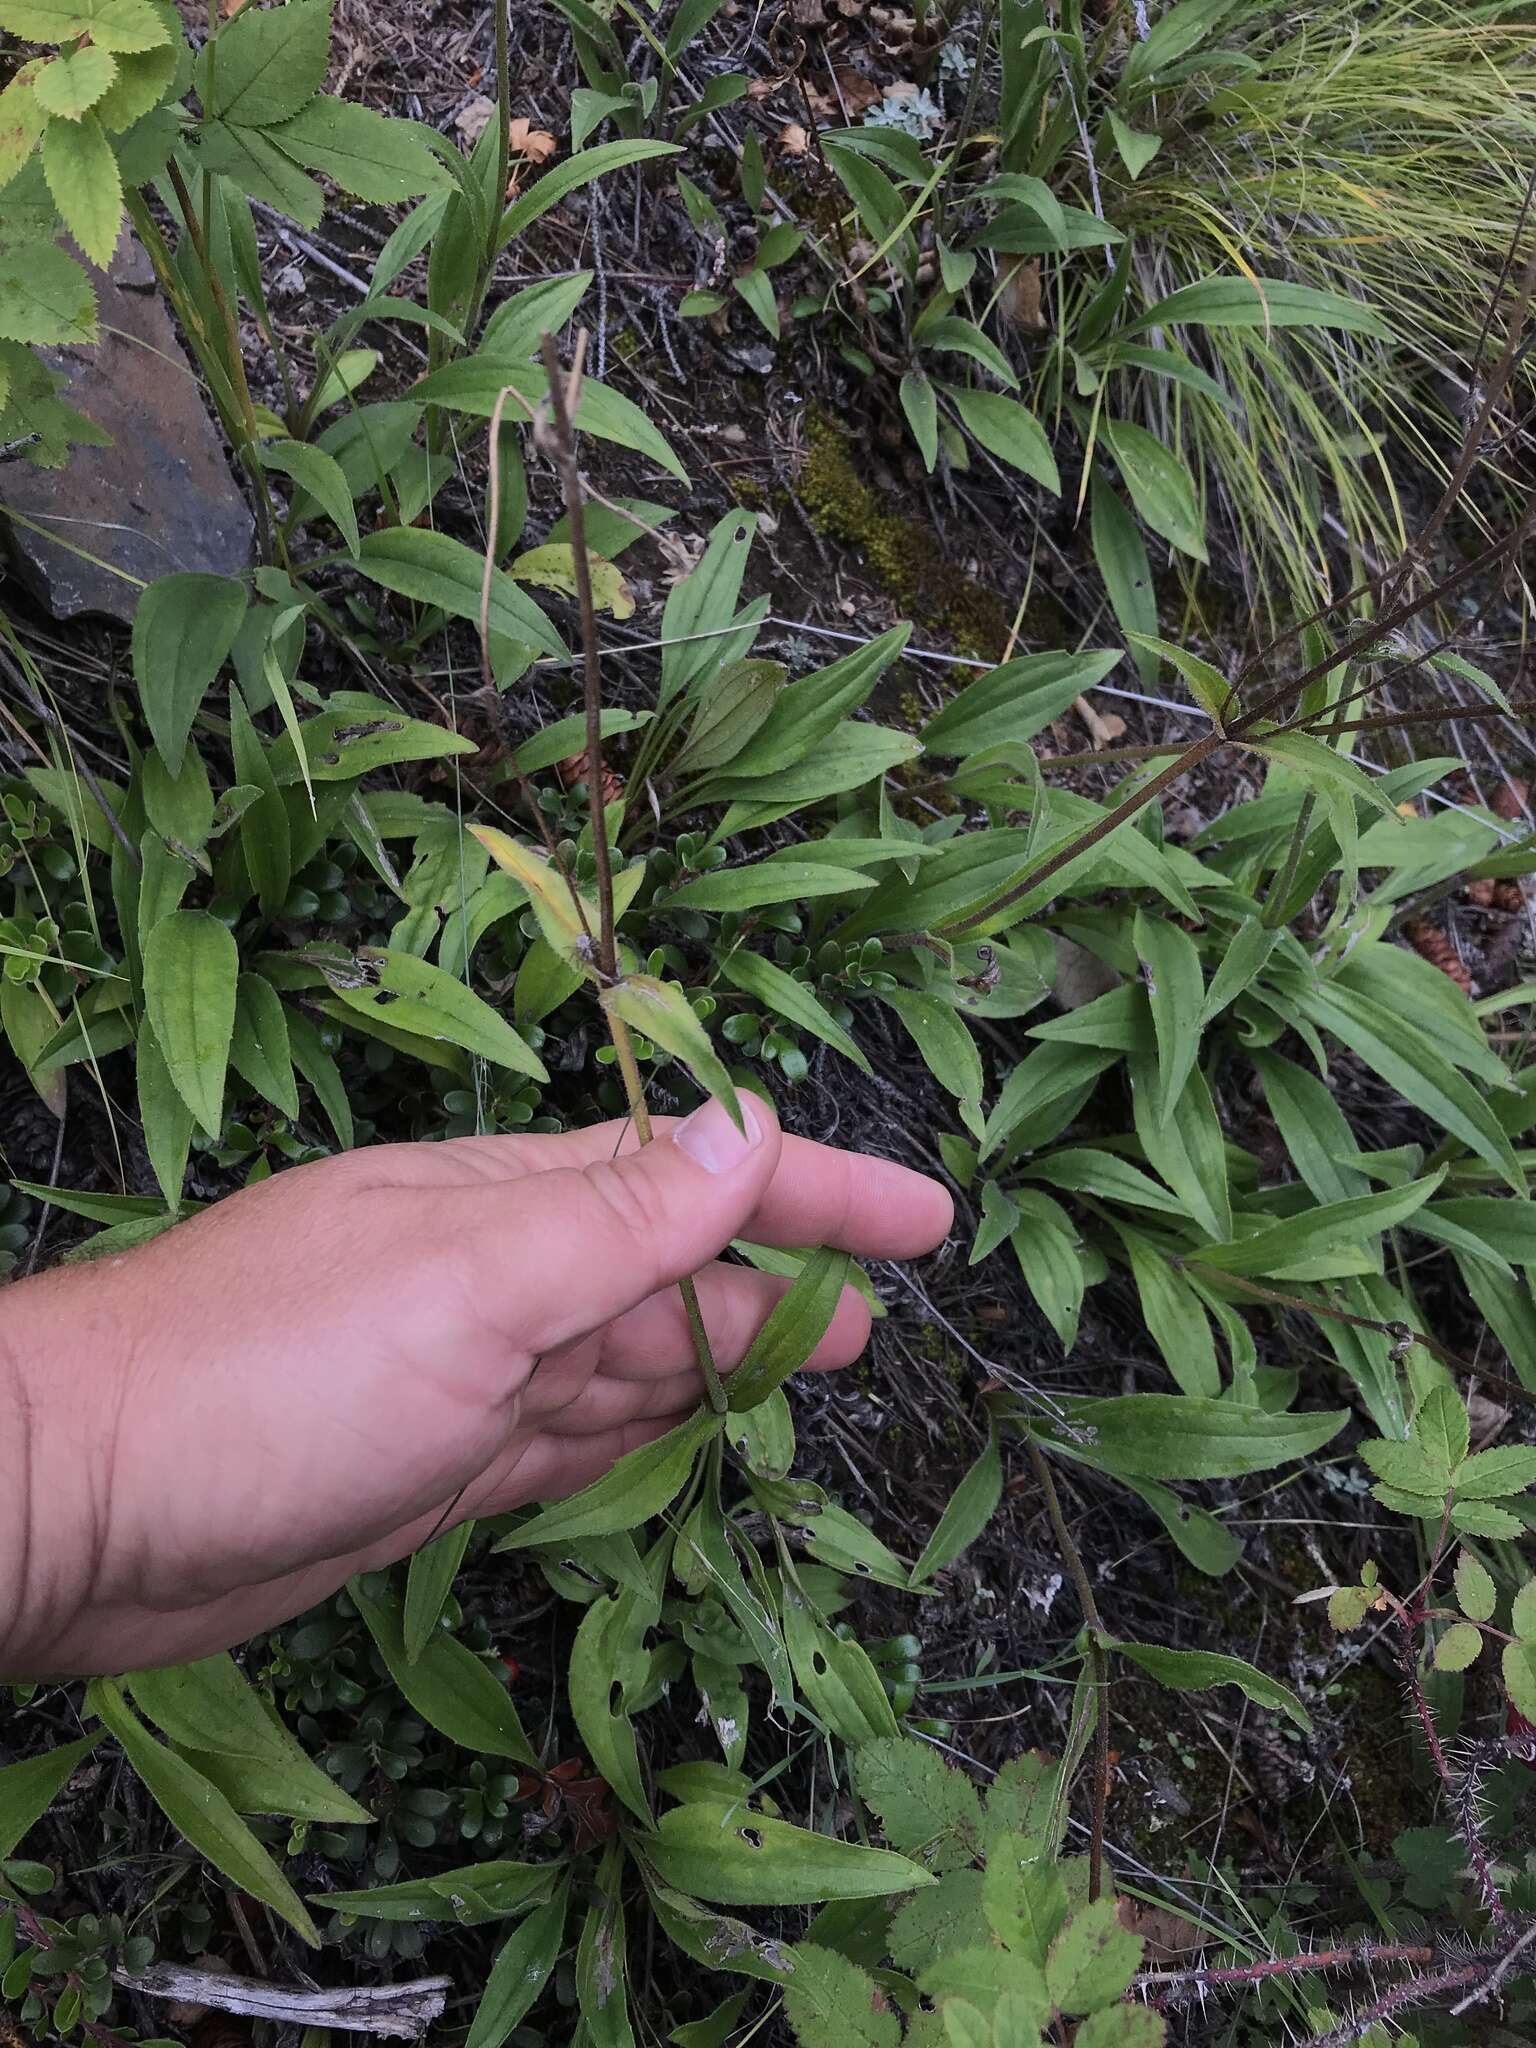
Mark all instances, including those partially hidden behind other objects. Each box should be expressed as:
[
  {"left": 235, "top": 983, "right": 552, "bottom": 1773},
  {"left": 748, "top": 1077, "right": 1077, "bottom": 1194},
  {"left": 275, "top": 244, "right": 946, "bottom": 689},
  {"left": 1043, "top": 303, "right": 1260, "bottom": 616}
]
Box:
[
  {"left": 778, "top": 121, "right": 811, "bottom": 156},
  {"left": 1492, "top": 775, "right": 1531, "bottom": 820},
  {"left": 220, "top": 0, "right": 252, "bottom": 15},
  {"left": 1075, "top": 694, "right": 1125, "bottom": 748},
  {"left": 833, "top": 65, "right": 883, "bottom": 116},
  {"left": 510, "top": 116, "right": 558, "bottom": 163},
  {"left": 1000, "top": 257, "right": 1046, "bottom": 331},
  {"left": 455, "top": 93, "right": 496, "bottom": 147},
  {"left": 1117, "top": 1896, "right": 1211, "bottom": 1962}
]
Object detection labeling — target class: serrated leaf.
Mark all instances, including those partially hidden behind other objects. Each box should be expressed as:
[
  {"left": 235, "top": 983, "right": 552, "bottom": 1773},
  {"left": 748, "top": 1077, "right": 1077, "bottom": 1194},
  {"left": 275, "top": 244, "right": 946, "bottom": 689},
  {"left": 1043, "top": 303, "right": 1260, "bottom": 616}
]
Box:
[
  {"left": 1503, "top": 1638, "right": 1536, "bottom": 1722},
  {"left": 602, "top": 974, "right": 741, "bottom": 1129},
  {"left": 350, "top": 1574, "right": 534, "bottom": 1762},
  {"left": 1448, "top": 1444, "right": 1536, "bottom": 1499},
  {"left": 1045, "top": 1898, "right": 1140, "bottom": 2016},
  {"left": 784, "top": 1946, "right": 901, "bottom": 2048},
  {"left": 855, "top": 1739, "right": 982, "bottom": 1870},
  {"left": 0, "top": 0, "right": 169, "bottom": 52},
  {"left": 34, "top": 46, "right": 117, "bottom": 120},
  {"left": 496, "top": 1409, "right": 720, "bottom": 1551},
  {"left": 1454, "top": 1552, "right": 1496, "bottom": 1624},
  {"left": 1327, "top": 1586, "right": 1374, "bottom": 1631},
  {"left": 89, "top": 1680, "right": 317, "bottom": 1944},
  {"left": 0, "top": 239, "right": 95, "bottom": 345},
  {"left": 981, "top": 1830, "right": 1069, "bottom": 1966},
  {"left": 41, "top": 108, "right": 122, "bottom": 265},
  {"left": 1511, "top": 1581, "right": 1536, "bottom": 1640},
  {"left": 194, "top": 0, "right": 330, "bottom": 123},
  {"left": 1432, "top": 1622, "right": 1483, "bottom": 1673},
  {"left": 267, "top": 98, "right": 448, "bottom": 203},
  {"left": 645, "top": 1801, "right": 935, "bottom": 1905},
  {"left": 0, "top": 63, "right": 48, "bottom": 189}
]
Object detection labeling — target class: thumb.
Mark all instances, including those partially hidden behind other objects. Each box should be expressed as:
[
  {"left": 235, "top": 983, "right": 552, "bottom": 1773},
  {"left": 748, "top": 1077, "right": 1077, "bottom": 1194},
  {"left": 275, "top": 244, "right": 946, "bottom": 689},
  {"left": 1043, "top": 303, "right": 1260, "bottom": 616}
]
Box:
[{"left": 494, "top": 1095, "right": 782, "bottom": 1351}]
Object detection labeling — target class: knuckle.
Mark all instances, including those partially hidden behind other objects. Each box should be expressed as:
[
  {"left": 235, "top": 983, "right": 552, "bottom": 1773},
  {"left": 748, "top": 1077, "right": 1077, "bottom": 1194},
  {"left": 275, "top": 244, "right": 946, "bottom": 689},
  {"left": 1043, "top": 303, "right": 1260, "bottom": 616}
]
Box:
[{"left": 578, "top": 1160, "right": 664, "bottom": 1280}]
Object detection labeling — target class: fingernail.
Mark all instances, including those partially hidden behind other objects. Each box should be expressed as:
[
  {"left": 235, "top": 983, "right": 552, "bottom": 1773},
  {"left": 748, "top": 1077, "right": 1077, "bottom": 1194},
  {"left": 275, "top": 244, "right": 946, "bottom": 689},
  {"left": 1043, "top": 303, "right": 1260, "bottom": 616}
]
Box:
[{"left": 675, "top": 1096, "right": 761, "bottom": 1173}]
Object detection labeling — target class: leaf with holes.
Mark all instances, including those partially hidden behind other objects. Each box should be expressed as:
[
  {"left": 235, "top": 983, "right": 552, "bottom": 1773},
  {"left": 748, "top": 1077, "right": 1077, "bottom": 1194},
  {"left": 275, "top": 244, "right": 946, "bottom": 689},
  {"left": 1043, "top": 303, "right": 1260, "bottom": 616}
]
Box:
[
  {"left": 331, "top": 947, "right": 546, "bottom": 1081},
  {"left": 645, "top": 1801, "right": 934, "bottom": 1904}
]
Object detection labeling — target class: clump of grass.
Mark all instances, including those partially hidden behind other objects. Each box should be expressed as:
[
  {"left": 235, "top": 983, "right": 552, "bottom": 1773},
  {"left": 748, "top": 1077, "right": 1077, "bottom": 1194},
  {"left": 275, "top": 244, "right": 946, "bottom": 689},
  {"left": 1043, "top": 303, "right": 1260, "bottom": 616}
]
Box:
[{"left": 1094, "top": 1, "right": 1536, "bottom": 609}]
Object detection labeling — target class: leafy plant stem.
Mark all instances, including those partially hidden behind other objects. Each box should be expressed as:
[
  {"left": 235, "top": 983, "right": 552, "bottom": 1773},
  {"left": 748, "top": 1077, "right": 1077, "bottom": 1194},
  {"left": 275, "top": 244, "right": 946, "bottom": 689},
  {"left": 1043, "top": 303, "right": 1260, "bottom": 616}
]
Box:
[
  {"left": 1177, "top": 1260, "right": 1534, "bottom": 1410},
  {"left": 1025, "top": 1434, "right": 1109, "bottom": 1902},
  {"left": 539, "top": 332, "right": 616, "bottom": 978},
  {"left": 161, "top": 161, "right": 282, "bottom": 568}
]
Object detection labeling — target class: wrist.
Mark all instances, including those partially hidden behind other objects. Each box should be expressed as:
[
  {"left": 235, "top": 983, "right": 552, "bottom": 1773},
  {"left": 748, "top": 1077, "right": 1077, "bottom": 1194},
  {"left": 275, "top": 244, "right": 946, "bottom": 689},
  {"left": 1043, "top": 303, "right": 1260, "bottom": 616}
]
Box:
[{"left": 0, "top": 1264, "right": 135, "bottom": 1679}]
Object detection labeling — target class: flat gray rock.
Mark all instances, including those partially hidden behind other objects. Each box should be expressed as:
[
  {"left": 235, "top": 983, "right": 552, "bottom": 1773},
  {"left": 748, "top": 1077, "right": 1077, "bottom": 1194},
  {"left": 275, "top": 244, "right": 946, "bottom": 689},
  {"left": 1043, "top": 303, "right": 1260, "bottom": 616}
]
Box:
[{"left": 0, "top": 233, "right": 254, "bottom": 624}]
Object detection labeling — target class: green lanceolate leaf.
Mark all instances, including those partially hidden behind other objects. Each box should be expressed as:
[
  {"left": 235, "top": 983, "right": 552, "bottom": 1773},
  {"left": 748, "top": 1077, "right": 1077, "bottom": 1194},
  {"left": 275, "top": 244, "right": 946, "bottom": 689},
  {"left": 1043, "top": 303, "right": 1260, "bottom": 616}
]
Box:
[
  {"left": 0, "top": 1737, "right": 100, "bottom": 1860},
  {"left": 729, "top": 1245, "right": 854, "bottom": 1410},
  {"left": 1090, "top": 476, "right": 1157, "bottom": 684},
  {"left": 142, "top": 910, "right": 238, "bottom": 1135},
  {"left": 909, "top": 1421, "right": 1003, "bottom": 1586},
  {"left": 355, "top": 527, "right": 564, "bottom": 658},
  {"left": 921, "top": 651, "right": 1119, "bottom": 759},
  {"left": 1099, "top": 417, "right": 1205, "bottom": 562},
  {"left": 131, "top": 573, "right": 248, "bottom": 775},
  {"left": 88, "top": 1680, "right": 318, "bottom": 1944},
  {"left": 317, "top": 1861, "right": 552, "bottom": 1925},
  {"left": 350, "top": 1574, "right": 535, "bottom": 1762},
  {"left": 644, "top": 1801, "right": 935, "bottom": 1905},
  {"left": 719, "top": 950, "right": 871, "bottom": 1075},
  {"left": 331, "top": 946, "right": 547, "bottom": 1081},
  {"left": 230, "top": 971, "right": 299, "bottom": 1120},
  {"left": 664, "top": 861, "right": 875, "bottom": 913},
  {"left": 127, "top": 1655, "right": 369, "bottom": 1823},
  {"left": 1049, "top": 1395, "right": 1346, "bottom": 1479},
  {"left": 403, "top": 1520, "right": 475, "bottom": 1663},
  {"left": 262, "top": 438, "right": 360, "bottom": 555},
  {"left": 602, "top": 975, "right": 741, "bottom": 1129},
  {"left": 1132, "top": 910, "right": 1204, "bottom": 1123},
  {"left": 495, "top": 1410, "right": 721, "bottom": 1551},
  {"left": 465, "top": 1884, "right": 569, "bottom": 2048},
  {"left": 136, "top": 1017, "right": 194, "bottom": 1213},
  {"left": 1109, "top": 1640, "right": 1310, "bottom": 1730}
]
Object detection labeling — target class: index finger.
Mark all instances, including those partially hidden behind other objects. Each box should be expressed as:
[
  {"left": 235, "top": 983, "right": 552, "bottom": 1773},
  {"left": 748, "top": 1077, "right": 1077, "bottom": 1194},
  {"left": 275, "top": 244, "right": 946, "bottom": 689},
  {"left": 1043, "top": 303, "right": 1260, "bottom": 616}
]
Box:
[{"left": 439, "top": 1116, "right": 954, "bottom": 1261}]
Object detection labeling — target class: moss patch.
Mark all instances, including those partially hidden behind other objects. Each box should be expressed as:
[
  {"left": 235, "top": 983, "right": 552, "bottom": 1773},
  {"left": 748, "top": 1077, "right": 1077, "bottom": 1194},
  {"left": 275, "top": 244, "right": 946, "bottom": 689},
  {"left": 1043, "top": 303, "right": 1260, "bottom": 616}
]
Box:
[{"left": 798, "top": 414, "right": 1017, "bottom": 661}]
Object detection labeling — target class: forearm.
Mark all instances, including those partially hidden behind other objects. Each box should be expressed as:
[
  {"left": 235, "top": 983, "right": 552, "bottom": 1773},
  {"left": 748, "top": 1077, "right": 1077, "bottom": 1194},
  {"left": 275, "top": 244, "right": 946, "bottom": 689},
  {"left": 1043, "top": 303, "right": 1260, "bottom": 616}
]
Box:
[{"left": 0, "top": 1263, "right": 134, "bottom": 1680}]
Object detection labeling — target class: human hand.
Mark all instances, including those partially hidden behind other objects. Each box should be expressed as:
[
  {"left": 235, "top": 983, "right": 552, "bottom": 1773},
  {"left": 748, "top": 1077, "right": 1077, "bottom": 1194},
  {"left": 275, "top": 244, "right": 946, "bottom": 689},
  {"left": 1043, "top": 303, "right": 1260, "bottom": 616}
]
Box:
[{"left": 0, "top": 1098, "right": 951, "bottom": 1677}]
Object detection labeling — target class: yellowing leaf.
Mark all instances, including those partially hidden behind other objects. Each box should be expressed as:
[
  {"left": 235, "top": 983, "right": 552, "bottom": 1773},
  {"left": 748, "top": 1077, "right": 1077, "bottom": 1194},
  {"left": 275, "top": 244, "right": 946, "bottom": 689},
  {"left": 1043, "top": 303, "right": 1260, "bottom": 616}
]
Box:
[
  {"left": 0, "top": 63, "right": 50, "bottom": 189},
  {"left": 510, "top": 542, "right": 635, "bottom": 620},
  {"left": 470, "top": 825, "right": 589, "bottom": 959},
  {"left": 0, "top": 0, "right": 170, "bottom": 53},
  {"left": 41, "top": 111, "right": 123, "bottom": 269},
  {"left": 602, "top": 973, "right": 742, "bottom": 1130}
]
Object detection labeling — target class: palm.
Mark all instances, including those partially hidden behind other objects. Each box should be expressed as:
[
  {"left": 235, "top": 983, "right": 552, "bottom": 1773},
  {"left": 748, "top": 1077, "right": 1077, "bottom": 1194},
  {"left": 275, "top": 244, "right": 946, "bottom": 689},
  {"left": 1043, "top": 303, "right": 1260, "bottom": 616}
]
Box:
[{"left": 23, "top": 1109, "right": 949, "bottom": 1676}]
